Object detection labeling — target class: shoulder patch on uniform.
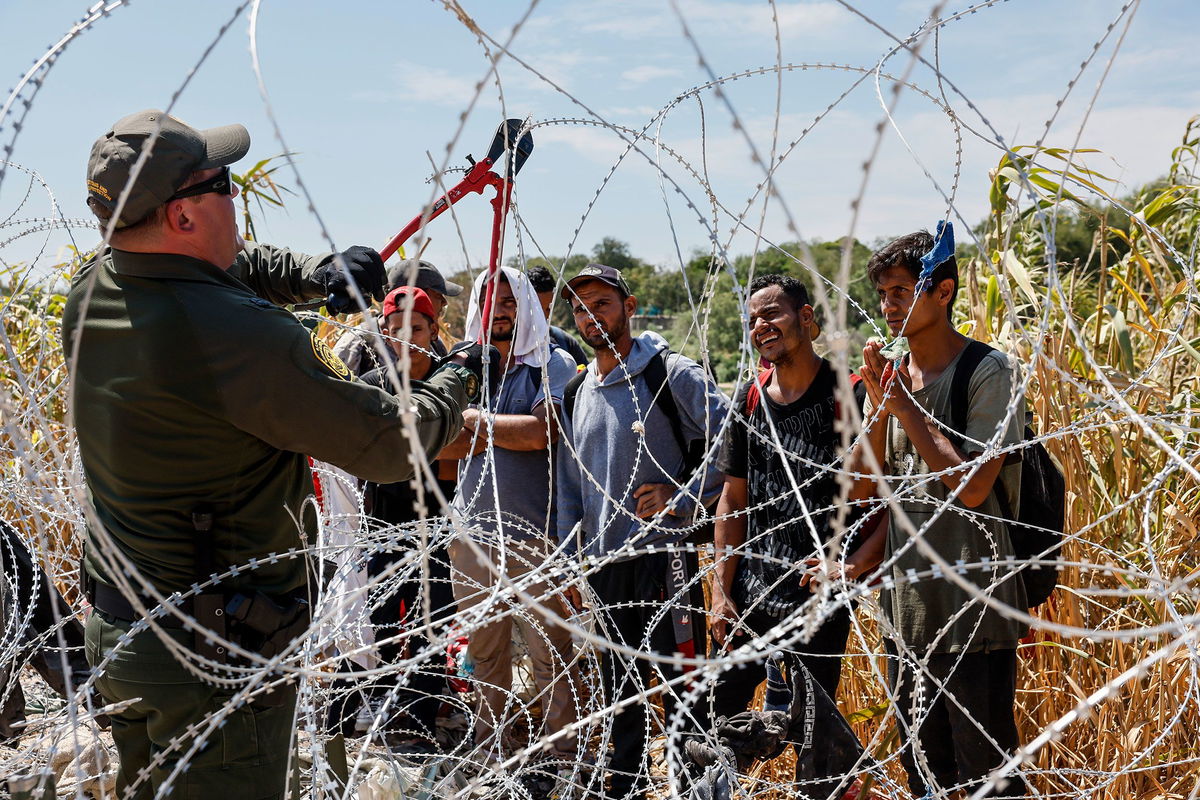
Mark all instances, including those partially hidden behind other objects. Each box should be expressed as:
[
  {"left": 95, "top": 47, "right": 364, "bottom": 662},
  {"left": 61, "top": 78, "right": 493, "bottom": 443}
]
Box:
[
  {"left": 248, "top": 297, "right": 275, "bottom": 310},
  {"left": 311, "top": 333, "right": 351, "bottom": 380}
]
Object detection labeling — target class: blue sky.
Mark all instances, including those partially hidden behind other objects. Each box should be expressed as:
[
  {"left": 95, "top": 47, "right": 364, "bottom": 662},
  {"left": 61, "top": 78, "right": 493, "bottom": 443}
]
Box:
[{"left": 1, "top": 0, "right": 1197, "bottom": 281}]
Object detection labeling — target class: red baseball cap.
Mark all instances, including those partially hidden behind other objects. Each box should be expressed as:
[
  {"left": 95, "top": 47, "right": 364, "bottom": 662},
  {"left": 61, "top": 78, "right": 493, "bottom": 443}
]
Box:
[{"left": 382, "top": 286, "right": 437, "bottom": 323}]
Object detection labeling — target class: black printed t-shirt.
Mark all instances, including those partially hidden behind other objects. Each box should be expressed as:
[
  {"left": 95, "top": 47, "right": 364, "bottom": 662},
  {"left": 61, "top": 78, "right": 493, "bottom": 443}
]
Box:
[{"left": 717, "top": 359, "right": 864, "bottom": 617}]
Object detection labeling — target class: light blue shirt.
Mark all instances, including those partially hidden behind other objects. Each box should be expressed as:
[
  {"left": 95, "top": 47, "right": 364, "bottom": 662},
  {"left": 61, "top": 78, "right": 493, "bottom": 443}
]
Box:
[{"left": 452, "top": 348, "right": 578, "bottom": 539}]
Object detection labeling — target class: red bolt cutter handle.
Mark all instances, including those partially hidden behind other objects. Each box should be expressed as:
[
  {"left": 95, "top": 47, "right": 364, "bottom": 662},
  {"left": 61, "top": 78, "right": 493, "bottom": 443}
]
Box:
[{"left": 378, "top": 120, "right": 533, "bottom": 348}]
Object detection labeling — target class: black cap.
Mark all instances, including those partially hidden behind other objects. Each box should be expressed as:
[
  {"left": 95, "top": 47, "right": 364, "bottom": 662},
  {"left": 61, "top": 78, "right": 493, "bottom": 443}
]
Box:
[
  {"left": 562, "top": 263, "right": 631, "bottom": 299},
  {"left": 86, "top": 109, "right": 250, "bottom": 228},
  {"left": 386, "top": 259, "right": 463, "bottom": 297}
]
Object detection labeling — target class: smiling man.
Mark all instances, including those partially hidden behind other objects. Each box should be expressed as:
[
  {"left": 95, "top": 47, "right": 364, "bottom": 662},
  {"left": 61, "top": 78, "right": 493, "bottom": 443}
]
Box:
[
  {"left": 849, "top": 228, "right": 1028, "bottom": 798},
  {"left": 707, "top": 274, "right": 884, "bottom": 794},
  {"left": 711, "top": 274, "right": 884, "bottom": 674}
]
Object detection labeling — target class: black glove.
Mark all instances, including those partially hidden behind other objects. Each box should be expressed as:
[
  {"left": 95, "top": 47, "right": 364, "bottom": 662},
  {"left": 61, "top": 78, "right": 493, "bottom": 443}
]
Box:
[
  {"left": 316, "top": 246, "right": 386, "bottom": 314},
  {"left": 437, "top": 341, "right": 501, "bottom": 403}
]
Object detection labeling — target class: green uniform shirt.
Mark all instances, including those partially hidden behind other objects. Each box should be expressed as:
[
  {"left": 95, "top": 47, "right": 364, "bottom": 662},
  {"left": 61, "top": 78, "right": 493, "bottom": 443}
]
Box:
[
  {"left": 866, "top": 345, "right": 1028, "bottom": 654},
  {"left": 63, "top": 244, "right": 468, "bottom": 597}
]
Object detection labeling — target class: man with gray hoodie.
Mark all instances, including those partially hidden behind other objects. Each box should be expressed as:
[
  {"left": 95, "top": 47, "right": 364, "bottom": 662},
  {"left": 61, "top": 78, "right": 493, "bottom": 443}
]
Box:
[{"left": 556, "top": 264, "right": 729, "bottom": 800}]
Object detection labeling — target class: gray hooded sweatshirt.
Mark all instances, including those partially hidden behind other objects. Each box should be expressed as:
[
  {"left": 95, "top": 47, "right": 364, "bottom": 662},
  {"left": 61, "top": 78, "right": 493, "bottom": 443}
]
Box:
[{"left": 555, "top": 331, "right": 729, "bottom": 560}]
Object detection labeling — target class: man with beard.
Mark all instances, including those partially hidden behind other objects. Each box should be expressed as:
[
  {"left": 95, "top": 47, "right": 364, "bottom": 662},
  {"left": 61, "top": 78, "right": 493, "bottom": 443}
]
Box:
[
  {"left": 707, "top": 274, "right": 886, "bottom": 794},
  {"left": 556, "top": 263, "right": 728, "bottom": 800},
  {"left": 442, "top": 268, "right": 582, "bottom": 767}
]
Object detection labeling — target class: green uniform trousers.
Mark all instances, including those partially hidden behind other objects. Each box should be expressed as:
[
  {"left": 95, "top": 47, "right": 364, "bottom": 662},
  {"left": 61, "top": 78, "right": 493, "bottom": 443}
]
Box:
[{"left": 85, "top": 611, "right": 296, "bottom": 800}]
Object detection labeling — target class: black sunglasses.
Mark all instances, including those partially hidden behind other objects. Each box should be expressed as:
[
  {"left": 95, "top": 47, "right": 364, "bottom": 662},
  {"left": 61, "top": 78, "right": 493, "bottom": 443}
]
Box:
[{"left": 168, "top": 166, "right": 234, "bottom": 201}]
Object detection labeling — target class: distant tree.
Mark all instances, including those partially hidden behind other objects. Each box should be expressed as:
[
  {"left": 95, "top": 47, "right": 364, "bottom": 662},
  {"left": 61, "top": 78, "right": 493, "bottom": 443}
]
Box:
[
  {"left": 496, "top": 236, "right": 888, "bottom": 377},
  {"left": 590, "top": 237, "right": 645, "bottom": 272}
]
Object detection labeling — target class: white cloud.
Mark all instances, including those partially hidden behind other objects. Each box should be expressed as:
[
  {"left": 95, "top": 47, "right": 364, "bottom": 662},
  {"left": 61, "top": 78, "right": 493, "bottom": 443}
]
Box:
[
  {"left": 358, "top": 53, "right": 599, "bottom": 110},
  {"left": 373, "top": 60, "right": 483, "bottom": 107},
  {"left": 602, "top": 105, "right": 664, "bottom": 118},
  {"left": 667, "top": 0, "right": 851, "bottom": 40},
  {"left": 621, "top": 65, "right": 685, "bottom": 86},
  {"left": 499, "top": 49, "right": 597, "bottom": 96},
  {"left": 525, "top": 0, "right": 848, "bottom": 42},
  {"left": 534, "top": 125, "right": 638, "bottom": 165}
]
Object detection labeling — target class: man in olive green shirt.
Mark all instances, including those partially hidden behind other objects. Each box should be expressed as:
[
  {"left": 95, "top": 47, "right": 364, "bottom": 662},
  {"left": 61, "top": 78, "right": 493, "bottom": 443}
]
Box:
[
  {"left": 850, "top": 228, "right": 1027, "bottom": 799},
  {"left": 67, "top": 109, "right": 484, "bottom": 800}
]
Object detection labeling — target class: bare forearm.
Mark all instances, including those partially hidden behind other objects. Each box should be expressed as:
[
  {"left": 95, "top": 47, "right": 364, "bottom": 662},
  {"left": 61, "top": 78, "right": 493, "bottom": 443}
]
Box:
[
  {"left": 846, "top": 512, "right": 887, "bottom": 578},
  {"left": 472, "top": 413, "right": 551, "bottom": 451},
  {"left": 848, "top": 420, "right": 889, "bottom": 502},
  {"left": 713, "top": 493, "right": 746, "bottom": 596},
  {"left": 439, "top": 405, "right": 553, "bottom": 457},
  {"left": 439, "top": 427, "right": 484, "bottom": 459}
]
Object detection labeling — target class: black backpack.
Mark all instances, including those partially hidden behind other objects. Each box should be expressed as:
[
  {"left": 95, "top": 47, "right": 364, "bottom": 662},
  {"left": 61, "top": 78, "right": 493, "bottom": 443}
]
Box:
[
  {"left": 562, "top": 350, "right": 714, "bottom": 535},
  {"left": 949, "top": 340, "right": 1065, "bottom": 608}
]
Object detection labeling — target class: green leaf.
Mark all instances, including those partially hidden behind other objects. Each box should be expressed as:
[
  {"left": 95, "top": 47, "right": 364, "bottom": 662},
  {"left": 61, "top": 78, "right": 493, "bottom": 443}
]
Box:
[
  {"left": 985, "top": 273, "right": 1002, "bottom": 321},
  {"left": 1017, "top": 638, "right": 1111, "bottom": 668},
  {"left": 1027, "top": 172, "right": 1083, "bottom": 204},
  {"left": 1181, "top": 340, "right": 1200, "bottom": 366},
  {"left": 997, "top": 166, "right": 1024, "bottom": 183},
  {"left": 846, "top": 700, "right": 890, "bottom": 724}
]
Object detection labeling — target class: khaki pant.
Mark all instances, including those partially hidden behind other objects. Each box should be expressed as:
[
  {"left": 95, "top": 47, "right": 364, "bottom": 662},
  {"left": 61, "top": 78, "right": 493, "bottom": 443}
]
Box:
[{"left": 449, "top": 536, "right": 579, "bottom": 756}]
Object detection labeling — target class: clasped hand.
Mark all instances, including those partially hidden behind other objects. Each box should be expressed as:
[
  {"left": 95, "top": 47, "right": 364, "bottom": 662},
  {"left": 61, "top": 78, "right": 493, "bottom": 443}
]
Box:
[
  {"left": 632, "top": 483, "right": 678, "bottom": 519},
  {"left": 859, "top": 339, "right": 914, "bottom": 419}
]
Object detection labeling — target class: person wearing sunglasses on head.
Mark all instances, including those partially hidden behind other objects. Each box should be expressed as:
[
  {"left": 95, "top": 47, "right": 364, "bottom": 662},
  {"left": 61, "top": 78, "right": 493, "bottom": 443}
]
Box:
[{"left": 65, "top": 109, "right": 488, "bottom": 800}]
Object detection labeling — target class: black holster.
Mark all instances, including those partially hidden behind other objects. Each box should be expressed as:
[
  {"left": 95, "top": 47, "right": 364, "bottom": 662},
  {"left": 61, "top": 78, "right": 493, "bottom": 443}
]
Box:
[
  {"left": 222, "top": 591, "right": 310, "bottom": 707},
  {"left": 189, "top": 506, "right": 309, "bottom": 707},
  {"left": 225, "top": 591, "right": 311, "bottom": 660}
]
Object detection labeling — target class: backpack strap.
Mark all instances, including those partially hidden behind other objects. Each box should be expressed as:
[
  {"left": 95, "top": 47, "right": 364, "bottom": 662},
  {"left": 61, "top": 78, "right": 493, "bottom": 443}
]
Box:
[
  {"left": 746, "top": 364, "right": 858, "bottom": 418},
  {"left": 525, "top": 339, "right": 565, "bottom": 392},
  {"left": 562, "top": 369, "right": 588, "bottom": 423},
  {"left": 744, "top": 365, "right": 776, "bottom": 416},
  {"left": 642, "top": 350, "right": 689, "bottom": 459},
  {"left": 560, "top": 350, "right": 680, "bottom": 432},
  {"left": 563, "top": 350, "right": 700, "bottom": 473},
  {"left": 833, "top": 371, "right": 863, "bottom": 422},
  {"left": 947, "top": 339, "right": 1018, "bottom": 520},
  {"left": 948, "top": 340, "right": 995, "bottom": 448}
]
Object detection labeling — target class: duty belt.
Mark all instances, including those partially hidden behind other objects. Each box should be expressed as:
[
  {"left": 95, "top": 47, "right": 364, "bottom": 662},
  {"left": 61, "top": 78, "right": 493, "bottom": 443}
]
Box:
[{"left": 85, "top": 576, "right": 190, "bottom": 628}]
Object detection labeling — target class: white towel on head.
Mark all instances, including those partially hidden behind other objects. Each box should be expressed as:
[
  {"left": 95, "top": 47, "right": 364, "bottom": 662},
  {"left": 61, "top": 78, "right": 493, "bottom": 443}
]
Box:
[{"left": 463, "top": 266, "right": 552, "bottom": 368}]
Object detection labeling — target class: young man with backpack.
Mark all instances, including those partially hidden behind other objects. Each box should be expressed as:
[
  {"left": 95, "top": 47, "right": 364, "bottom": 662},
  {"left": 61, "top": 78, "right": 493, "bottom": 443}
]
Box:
[
  {"left": 555, "top": 263, "right": 729, "bottom": 800},
  {"left": 708, "top": 274, "right": 886, "bottom": 795},
  {"left": 849, "top": 226, "right": 1029, "bottom": 798},
  {"left": 443, "top": 268, "right": 582, "bottom": 767}
]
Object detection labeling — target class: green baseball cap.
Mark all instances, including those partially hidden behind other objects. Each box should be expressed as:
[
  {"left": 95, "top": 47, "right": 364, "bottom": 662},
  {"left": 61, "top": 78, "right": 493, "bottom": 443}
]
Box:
[{"left": 86, "top": 109, "right": 250, "bottom": 228}]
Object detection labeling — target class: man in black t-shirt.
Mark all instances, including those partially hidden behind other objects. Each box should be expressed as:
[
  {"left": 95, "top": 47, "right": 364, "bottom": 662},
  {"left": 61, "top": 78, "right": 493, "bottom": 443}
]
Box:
[{"left": 710, "top": 275, "right": 885, "bottom": 722}]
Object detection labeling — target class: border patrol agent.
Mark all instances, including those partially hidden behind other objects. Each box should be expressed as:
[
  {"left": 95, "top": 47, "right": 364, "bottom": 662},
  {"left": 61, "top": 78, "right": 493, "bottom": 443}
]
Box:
[{"left": 65, "top": 110, "right": 487, "bottom": 799}]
